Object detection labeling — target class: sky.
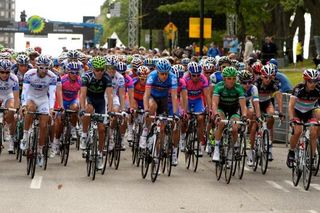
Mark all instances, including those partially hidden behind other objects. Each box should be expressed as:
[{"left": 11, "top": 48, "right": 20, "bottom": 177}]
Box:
[{"left": 15, "top": 0, "right": 106, "bottom": 23}]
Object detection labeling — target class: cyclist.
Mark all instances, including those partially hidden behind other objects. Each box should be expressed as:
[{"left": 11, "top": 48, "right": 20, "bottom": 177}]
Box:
[
  {"left": 286, "top": 69, "right": 320, "bottom": 168},
  {"left": 106, "top": 61, "right": 127, "bottom": 151},
  {"left": 254, "top": 64, "right": 284, "bottom": 161},
  {"left": 80, "top": 56, "right": 113, "bottom": 169},
  {"left": 139, "top": 58, "right": 178, "bottom": 149},
  {"left": 237, "top": 70, "right": 261, "bottom": 166},
  {"left": 20, "top": 55, "right": 57, "bottom": 167},
  {"left": 211, "top": 67, "right": 247, "bottom": 162},
  {"left": 183, "top": 62, "right": 211, "bottom": 156},
  {"left": 0, "top": 59, "right": 19, "bottom": 153},
  {"left": 210, "top": 56, "right": 231, "bottom": 90},
  {"left": 268, "top": 58, "right": 293, "bottom": 93},
  {"left": 133, "top": 66, "right": 150, "bottom": 109}
]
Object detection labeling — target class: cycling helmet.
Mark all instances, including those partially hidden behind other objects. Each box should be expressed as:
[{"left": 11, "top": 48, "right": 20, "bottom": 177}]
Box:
[
  {"left": 16, "top": 54, "right": 30, "bottom": 65},
  {"left": 66, "top": 61, "right": 82, "bottom": 72},
  {"left": 0, "top": 59, "right": 12, "bottom": 71},
  {"left": 205, "top": 56, "right": 216, "bottom": 65},
  {"left": 137, "top": 66, "right": 150, "bottom": 77},
  {"left": 115, "top": 62, "right": 127, "bottom": 74},
  {"left": 202, "top": 63, "right": 214, "bottom": 72},
  {"left": 172, "top": 64, "right": 185, "bottom": 79},
  {"left": 218, "top": 56, "right": 231, "bottom": 66},
  {"left": 251, "top": 61, "right": 263, "bottom": 74},
  {"left": 36, "top": 55, "right": 51, "bottom": 66},
  {"left": 181, "top": 57, "right": 191, "bottom": 66},
  {"left": 231, "top": 59, "right": 240, "bottom": 70},
  {"left": 52, "top": 58, "right": 60, "bottom": 66},
  {"left": 131, "top": 57, "right": 142, "bottom": 69},
  {"left": 269, "top": 58, "right": 278, "bottom": 67},
  {"left": 260, "top": 64, "right": 276, "bottom": 76},
  {"left": 67, "top": 50, "right": 80, "bottom": 59},
  {"left": 156, "top": 58, "right": 171, "bottom": 73},
  {"left": 144, "top": 58, "right": 154, "bottom": 67},
  {"left": 126, "top": 55, "right": 133, "bottom": 64},
  {"left": 237, "top": 70, "right": 254, "bottom": 82},
  {"left": 303, "top": 69, "right": 319, "bottom": 81},
  {"left": 187, "top": 62, "right": 202, "bottom": 74},
  {"left": 0, "top": 52, "right": 11, "bottom": 60},
  {"left": 92, "top": 56, "right": 106, "bottom": 70},
  {"left": 238, "top": 62, "right": 246, "bottom": 71},
  {"left": 78, "top": 53, "right": 87, "bottom": 63},
  {"left": 222, "top": 66, "right": 237, "bottom": 78}
]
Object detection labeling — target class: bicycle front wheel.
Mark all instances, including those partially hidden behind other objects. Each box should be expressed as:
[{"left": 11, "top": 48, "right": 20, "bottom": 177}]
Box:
[
  {"left": 261, "top": 130, "right": 269, "bottom": 175},
  {"left": 313, "top": 139, "right": 320, "bottom": 176},
  {"left": 292, "top": 148, "right": 302, "bottom": 187},
  {"left": 114, "top": 130, "right": 121, "bottom": 170},
  {"left": 150, "top": 135, "right": 160, "bottom": 182},
  {"left": 224, "top": 142, "right": 234, "bottom": 184},
  {"left": 30, "top": 129, "right": 38, "bottom": 179},
  {"left": 237, "top": 133, "right": 246, "bottom": 179},
  {"left": 303, "top": 140, "right": 312, "bottom": 190}
]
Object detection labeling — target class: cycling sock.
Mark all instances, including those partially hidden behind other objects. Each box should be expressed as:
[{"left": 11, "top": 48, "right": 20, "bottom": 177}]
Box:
[{"left": 215, "top": 140, "right": 220, "bottom": 146}]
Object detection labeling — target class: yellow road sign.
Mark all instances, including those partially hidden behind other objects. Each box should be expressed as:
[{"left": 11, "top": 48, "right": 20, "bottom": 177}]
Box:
[
  {"left": 189, "top": 17, "right": 212, "bottom": 39},
  {"left": 164, "top": 22, "right": 177, "bottom": 40}
]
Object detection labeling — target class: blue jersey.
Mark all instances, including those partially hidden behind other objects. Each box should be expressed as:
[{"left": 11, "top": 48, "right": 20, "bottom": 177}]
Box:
[
  {"left": 146, "top": 70, "right": 178, "bottom": 98},
  {"left": 210, "top": 71, "right": 223, "bottom": 86},
  {"left": 276, "top": 72, "right": 292, "bottom": 93}
]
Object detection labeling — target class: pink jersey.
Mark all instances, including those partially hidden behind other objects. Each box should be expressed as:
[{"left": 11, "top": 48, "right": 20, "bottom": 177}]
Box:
[
  {"left": 183, "top": 73, "right": 208, "bottom": 101},
  {"left": 124, "top": 74, "right": 134, "bottom": 89},
  {"left": 61, "top": 74, "right": 81, "bottom": 101}
]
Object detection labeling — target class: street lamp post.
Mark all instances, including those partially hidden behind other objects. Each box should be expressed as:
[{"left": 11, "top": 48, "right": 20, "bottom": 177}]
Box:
[{"left": 200, "top": 0, "right": 204, "bottom": 56}]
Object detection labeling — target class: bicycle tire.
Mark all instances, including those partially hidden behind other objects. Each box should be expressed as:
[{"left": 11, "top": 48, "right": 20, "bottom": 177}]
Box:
[
  {"left": 313, "top": 140, "right": 320, "bottom": 176},
  {"left": 141, "top": 148, "right": 150, "bottom": 179},
  {"left": 26, "top": 133, "right": 33, "bottom": 175},
  {"left": 43, "top": 128, "right": 50, "bottom": 170},
  {"left": 30, "top": 128, "right": 38, "bottom": 179},
  {"left": 150, "top": 135, "right": 160, "bottom": 182},
  {"left": 292, "top": 148, "right": 302, "bottom": 187},
  {"left": 185, "top": 130, "right": 193, "bottom": 169},
  {"left": 215, "top": 143, "right": 223, "bottom": 181},
  {"left": 224, "top": 141, "right": 234, "bottom": 184},
  {"left": 86, "top": 142, "right": 92, "bottom": 177},
  {"left": 16, "top": 121, "right": 24, "bottom": 160},
  {"left": 303, "top": 140, "right": 312, "bottom": 190},
  {"left": 192, "top": 129, "right": 199, "bottom": 173},
  {"left": 237, "top": 133, "right": 246, "bottom": 179},
  {"left": 167, "top": 141, "right": 173, "bottom": 177},
  {"left": 91, "top": 134, "right": 98, "bottom": 181},
  {"left": 102, "top": 126, "right": 110, "bottom": 175},
  {"left": 261, "top": 129, "right": 269, "bottom": 175},
  {"left": 63, "top": 125, "right": 72, "bottom": 166},
  {"left": 0, "top": 123, "right": 3, "bottom": 155},
  {"left": 114, "top": 129, "right": 121, "bottom": 170}
]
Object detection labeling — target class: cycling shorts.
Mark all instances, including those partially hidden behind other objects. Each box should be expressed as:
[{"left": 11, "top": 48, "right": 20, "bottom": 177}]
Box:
[
  {"left": 188, "top": 98, "right": 205, "bottom": 113},
  {"left": 259, "top": 100, "right": 273, "bottom": 113},
  {"left": 63, "top": 99, "right": 79, "bottom": 110},
  {"left": 218, "top": 108, "right": 240, "bottom": 119},
  {"left": 87, "top": 97, "right": 105, "bottom": 114},
  {"left": 150, "top": 95, "right": 168, "bottom": 115},
  {"left": 294, "top": 109, "right": 314, "bottom": 123}
]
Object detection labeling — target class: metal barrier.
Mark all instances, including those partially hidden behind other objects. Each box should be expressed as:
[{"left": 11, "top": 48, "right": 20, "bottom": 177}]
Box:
[{"left": 273, "top": 93, "right": 291, "bottom": 146}]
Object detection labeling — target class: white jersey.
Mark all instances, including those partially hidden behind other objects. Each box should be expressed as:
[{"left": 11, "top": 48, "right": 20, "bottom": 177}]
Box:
[
  {"left": 21, "top": 69, "right": 57, "bottom": 109},
  {"left": 105, "top": 71, "right": 125, "bottom": 107},
  {"left": 0, "top": 73, "right": 19, "bottom": 101}
]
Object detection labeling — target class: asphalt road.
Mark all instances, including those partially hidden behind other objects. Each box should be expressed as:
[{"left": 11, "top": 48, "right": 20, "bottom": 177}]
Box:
[{"left": 0, "top": 142, "right": 320, "bottom": 213}]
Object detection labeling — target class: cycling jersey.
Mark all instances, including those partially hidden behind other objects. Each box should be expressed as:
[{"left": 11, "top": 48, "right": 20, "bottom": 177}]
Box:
[
  {"left": 22, "top": 69, "right": 57, "bottom": 112},
  {"left": 254, "top": 78, "right": 280, "bottom": 102},
  {"left": 81, "top": 71, "right": 112, "bottom": 99},
  {"left": 210, "top": 71, "right": 223, "bottom": 86},
  {"left": 61, "top": 74, "right": 81, "bottom": 102},
  {"left": 184, "top": 73, "right": 208, "bottom": 101},
  {"left": 0, "top": 73, "right": 19, "bottom": 106},
  {"left": 146, "top": 70, "right": 178, "bottom": 98},
  {"left": 124, "top": 74, "right": 134, "bottom": 90},
  {"left": 291, "top": 83, "right": 320, "bottom": 113},
  {"left": 276, "top": 72, "right": 293, "bottom": 93},
  {"left": 213, "top": 81, "right": 245, "bottom": 113},
  {"left": 11, "top": 63, "right": 33, "bottom": 93},
  {"left": 133, "top": 77, "right": 145, "bottom": 102},
  {"left": 244, "top": 85, "right": 259, "bottom": 103},
  {"left": 109, "top": 71, "right": 125, "bottom": 96}
]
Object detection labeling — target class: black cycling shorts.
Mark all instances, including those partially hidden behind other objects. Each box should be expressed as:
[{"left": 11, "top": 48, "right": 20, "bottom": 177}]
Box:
[
  {"left": 87, "top": 97, "right": 106, "bottom": 114},
  {"left": 294, "top": 109, "right": 313, "bottom": 123},
  {"left": 260, "top": 100, "right": 272, "bottom": 113},
  {"left": 150, "top": 95, "right": 168, "bottom": 115}
]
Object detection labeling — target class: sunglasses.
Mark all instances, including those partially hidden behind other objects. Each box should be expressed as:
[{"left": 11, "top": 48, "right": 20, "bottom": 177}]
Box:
[
  {"left": 241, "top": 81, "right": 252, "bottom": 85},
  {"left": 261, "top": 76, "right": 273, "bottom": 80},
  {"left": 0, "top": 71, "right": 10, "bottom": 75},
  {"left": 192, "top": 74, "right": 200, "bottom": 77},
  {"left": 307, "top": 79, "right": 318, "bottom": 84},
  {"left": 225, "top": 77, "right": 236, "bottom": 81},
  {"left": 38, "top": 66, "right": 49, "bottom": 70},
  {"left": 94, "top": 69, "right": 104, "bottom": 73},
  {"left": 69, "top": 71, "right": 79, "bottom": 75},
  {"left": 158, "top": 72, "right": 168, "bottom": 76}
]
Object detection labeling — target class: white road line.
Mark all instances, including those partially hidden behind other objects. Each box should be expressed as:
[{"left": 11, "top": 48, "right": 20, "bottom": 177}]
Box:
[
  {"left": 309, "top": 210, "right": 318, "bottom": 213},
  {"left": 284, "top": 180, "right": 308, "bottom": 192},
  {"left": 266, "top": 180, "right": 289, "bottom": 192},
  {"left": 310, "top": 184, "right": 320, "bottom": 191},
  {"left": 30, "top": 176, "right": 43, "bottom": 189},
  {"left": 244, "top": 166, "right": 250, "bottom": 171}
]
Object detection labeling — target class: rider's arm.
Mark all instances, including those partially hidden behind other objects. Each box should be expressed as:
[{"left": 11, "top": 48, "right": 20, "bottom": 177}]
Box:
[
  {"left": 288, "top": 95, "right": 296, "bottom": 120},
  {"left": 180, "top": 89, "right": 188, "bottom": 113},
  {"left": 203, "top": 87, "right": 212, "bottom": 110},
  {"left": 118, "top": 87, "right": 126, "bottom": 111},
  {"left": 80, "top": 86, "right": 87, "bottom": 110},
  {"left": 56, "top": 84, "right": 63, "bottom": 109},
  {"left": 239, "top": 98, "right": 247, "bottom": 117},
  {"left": 253, "top": 100, "right": 261, "bottom": 118},
  {"left": 274, "top": 91, "right": 283, "bottom": 113},
  {"left": 13, "top": 90, "right": 20, "bottom": 109},
  {"left": 21, "top": 82, "right": 30, "bottom": 107},
  {"left": 48, "top": 84, "right": 57, "bottom": 110},
  {"left": 171, "top": 88, "right": 178, "bottom": 115},
  {"left": 127, "top": 88, "right": 135, "bottom": 109},
  {"left": 212, "top": 95, "right": 219, "bottom": 115},
  {"left": 143, "top": 87, "right": 151, "bottom": 111},
  {"left": 106, "top": 87, "right": 113, "bottom": 112}
]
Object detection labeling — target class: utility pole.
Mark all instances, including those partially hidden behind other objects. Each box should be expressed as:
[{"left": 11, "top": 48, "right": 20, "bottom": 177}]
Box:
[{"left": 199, "top": 0, "right": 204, "bottom": 56}]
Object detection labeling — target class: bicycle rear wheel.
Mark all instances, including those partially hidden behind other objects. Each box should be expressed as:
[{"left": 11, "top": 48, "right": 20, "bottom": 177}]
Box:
[
  {"left": 261, "top": 130, "right": 269, "bottom": 175},
  {"left": 184, "top": 131, "right": 193, "bottom": 169},
  {"left": 102, "top": 127, "right": 109, "bottom": 175},
  {"left": 43, "top": 129, "right": 50, "bottom": 170},
  {"left": 292, "top": 148, "right": 302, "bottom": 186},
  {"left": 303, "top": 140, "right": 312, "bottom": 190},
  {"left": 30, "top": 129, "right": 38, "bottom": 179},
  {"left": 313, "top": 140, "right": 320, "bottom": 176},
  {"left": 166, "top": 142, "right": 173, "bottom": 177},
  {"left": 91, "top": 135, "right": 98, "bottom": 181},
  {"left": 113, "top": 130, "right": 121, "bottom": 170},
  {"left": 224, "top": 142, "right": 234, "bottom": 184},
  {"left": 0, "top": 123, "right": 3, "bottom": 155},
  {"left": 237, "top": 133, "right": 246, "bottom": 179},
  {"left": 86, "top": 142, "right": 92, "bottom": 177},
  {"left": 192, "top": 131, "right": 200, "bottom": 173}
]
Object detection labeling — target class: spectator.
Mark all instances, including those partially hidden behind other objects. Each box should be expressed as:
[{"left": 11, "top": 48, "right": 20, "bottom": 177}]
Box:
[
  {"left": 207, "top": 42, "right": 220, "bottom": 58},
  {"left": 261, "top": 36, "right": 277, "bottom": 64},
  {"left": 243, "top": 35, "right": 253, "bottom": 61},
  {"left": 296, "top": 40, "right": 303, "bottom": 65},
  {"left": 229, "top": 35, "right": 239, "bottom": 55}
]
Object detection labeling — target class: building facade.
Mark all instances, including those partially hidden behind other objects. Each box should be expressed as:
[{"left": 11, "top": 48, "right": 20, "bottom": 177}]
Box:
[{"left": 0, "top": 0, "right": 15, "bottom": 48}]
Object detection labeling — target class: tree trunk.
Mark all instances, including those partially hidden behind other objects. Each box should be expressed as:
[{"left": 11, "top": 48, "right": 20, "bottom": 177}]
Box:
[
  {"left": 235, "top": 0, "right": 246, "bottom": 56},
  {"left": 304, "top": 0, "right": 320, "bottom": 57}
]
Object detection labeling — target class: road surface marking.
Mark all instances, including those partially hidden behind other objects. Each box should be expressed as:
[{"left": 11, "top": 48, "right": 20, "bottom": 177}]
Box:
[
  {"left": 266, "top": 180, "right": 289, "bottom": 192},
  {"left": 309, "top": 210, "right": 318, "bottom": 213},
  {"left": 30, "top": 176, "right": 43, "bottom": 189},
  {"left": 284, "top": 180, "right": 308, "bottom": 192},
  {"left": 310, "top": 184, "right": 320, "bottom": 191},
  {"left": 244, "top": 166, "right": 250, "bottom": 171}
]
